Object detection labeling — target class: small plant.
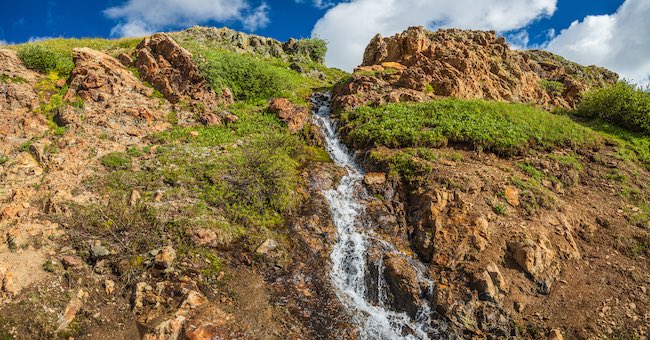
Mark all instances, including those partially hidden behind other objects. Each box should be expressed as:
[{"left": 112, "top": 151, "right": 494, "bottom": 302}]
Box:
[
  {"left": 100, "top": 152, "right": 131, "bottom": 170},
  {"left": 424, "top": 83, "right": 434, "bottom": 94},
  {"left": 42, "top": 260, "right": 55, "bottom": 273},
  {"left": 54, "top": 126, "right": 66, "bottom": 136},
  {"left": 538, "top": 79, "right": 564, "bottom": 95},
  {"left": 493, "top": 202, "right": 508, "bottom": 215},
  {"left": 0, "top": 155, "right": 8, "bottom": 165}
]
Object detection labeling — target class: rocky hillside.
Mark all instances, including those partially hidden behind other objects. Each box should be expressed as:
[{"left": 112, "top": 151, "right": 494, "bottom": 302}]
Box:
[
  {"left": 333, "top": 27, "right": 649, "bottom": 339},
  {"left": 0, "top": 25, "right": 648, "bottom": 340},
  {"left": 334, "top": 27, "right": 617, "bottom": 111}
]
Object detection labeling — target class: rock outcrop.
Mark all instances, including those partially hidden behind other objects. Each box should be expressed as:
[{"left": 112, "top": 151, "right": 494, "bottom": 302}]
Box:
[
  {"left": 268, "top": 98, "right": 309, "bottom": 133},
  {"left": 334, "top": 27, "right": 618, "bottom": 111},
  {"left": 134, "top": 33, "right": 233, "bottom": 112},
  {"left": 171, "top": 26, "right": 325, "bottom": 63}
]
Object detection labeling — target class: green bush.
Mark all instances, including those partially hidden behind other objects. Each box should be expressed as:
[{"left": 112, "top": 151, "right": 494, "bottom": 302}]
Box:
[
  {"left": 341, "top": 98, "right": 601, "bottom": 156},
  {"left": 17, "top": 44, "right": 67, "bottom": 74},
  {"left": 576, "top": 81, "right": 650, "bottom": 134},
  {"left": 100, "top": 152, "right": 131, "bottom": 170},
  {"left": 199, "top": 50, "right": 288, "bottom": 102},
  {"left": 293, "top": 38, "right": 327, "bottom": 63}
]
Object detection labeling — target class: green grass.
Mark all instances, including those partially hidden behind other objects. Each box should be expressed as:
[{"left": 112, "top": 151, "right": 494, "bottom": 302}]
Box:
[
  {"left": 583, "top": 120, "right": 650, "bottom": 170},
  {"left": 13, "top": 37, "right": 141, "bottom": 76},
  {"left": 575, "top": 81, "right": 650, "bottom": 134},
  {"left": 100, "top": 152, "right": 131, "bottom": 171},
  {"left": 341, "top": 98, "right": 601, "bottom": 156},
  {"left": 178, "top": 40, "right": 345, "bottom": 104}
]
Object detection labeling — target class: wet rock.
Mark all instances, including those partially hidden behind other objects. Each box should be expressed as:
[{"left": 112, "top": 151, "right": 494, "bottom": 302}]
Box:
[
  {"left": 363, "top": 172, "right": 386, "bottom": 185},
  {"left": 255, "top": 239, "right": 278, "bottom": 255},
  {"left": 268, "top": 98, "right": 309, "bottom": 133},
  {"left": 383, "top": 253, "right": 424, "bottom": 317},
  {"left": 155, "top": 246, "right": 177, "bottom": 269}
]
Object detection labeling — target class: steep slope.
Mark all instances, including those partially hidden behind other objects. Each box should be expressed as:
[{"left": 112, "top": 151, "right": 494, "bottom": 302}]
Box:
[
  {"left": 331, "top": 27, "right": 649, "bottom": 339},
  {"left": 0, "top": 28, "right": 352, "bottom": 339}
]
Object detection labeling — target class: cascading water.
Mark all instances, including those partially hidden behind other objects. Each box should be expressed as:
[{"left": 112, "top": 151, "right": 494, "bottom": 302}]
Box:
[{"left": 311, "top": 93, "right": 436, "bottom": 339}]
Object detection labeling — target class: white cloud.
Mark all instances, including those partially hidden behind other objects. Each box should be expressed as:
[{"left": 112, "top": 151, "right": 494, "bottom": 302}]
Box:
[
  {"left": 241, "top": 2, "right": 270, "bottom": 31},
  {"left": 0, "top": 40, "right": 8, "bottom": 46},
  {"left": 547, "top": 0, "right": 650, "bottom": 86},
  {"left": 105, "top": 0, "right": 270, "bottom": 37},
  {"left": 312, "top": 0, "right": 557, "bottom": 71},
  {"left": 295, "top": 0, "right": 334, "bottom": 9}
]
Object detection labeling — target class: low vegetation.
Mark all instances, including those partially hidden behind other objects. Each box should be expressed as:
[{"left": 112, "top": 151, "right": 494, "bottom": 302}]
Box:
[
  {"left": 178, "top": 40, "right": 345, "bottom": 104},
  {"left": 341, "top": 98, "right": 601, "bottom": 156},
  {"left": 575, "top": 81, "right": 650, "bottom": 134},
  {"left": 14, "top": 37, "right": 141, "bottom": 76}
]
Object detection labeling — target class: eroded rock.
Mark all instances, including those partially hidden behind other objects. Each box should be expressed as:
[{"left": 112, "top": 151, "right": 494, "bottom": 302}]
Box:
[{"left": 268, "top": 98, "right": 309, "bottom": 133}]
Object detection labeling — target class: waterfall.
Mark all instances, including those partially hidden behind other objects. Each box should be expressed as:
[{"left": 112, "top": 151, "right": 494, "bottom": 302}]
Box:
[{"left": 311, "top": 93, "right": 435, "bottom": 340}]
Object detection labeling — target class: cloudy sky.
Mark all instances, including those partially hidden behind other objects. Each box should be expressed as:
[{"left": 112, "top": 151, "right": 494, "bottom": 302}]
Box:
[{"left": 1, "top": 0, "right": 648, "bottom": 85}]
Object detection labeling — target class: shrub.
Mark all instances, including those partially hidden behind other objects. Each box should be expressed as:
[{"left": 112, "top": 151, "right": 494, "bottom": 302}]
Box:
[
  {"left": 204, "top": 134, "right": 301, "bottom": 227},
  {"left": 100, "top": 152, "right": 131, "bottom": 170},
  {"left": 18, "top": 44, "right": 59, "bottom": 73},
  {"left": 576, "top": 81, "right": 650, "bottom": 134},
  {"left": 293, "top": 38, "right": 327, "bottom": 63}
]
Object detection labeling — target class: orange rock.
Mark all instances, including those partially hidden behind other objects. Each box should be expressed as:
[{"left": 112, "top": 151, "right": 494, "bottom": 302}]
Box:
[
  {"left": 268, "top": 98, "right": 308, "bottom": 133},
  {"left": 363, "top": 172, "right": 386, "bottom": 185},
  {"left": 504, "top": 185, "right": 520, "bottom": 207}
]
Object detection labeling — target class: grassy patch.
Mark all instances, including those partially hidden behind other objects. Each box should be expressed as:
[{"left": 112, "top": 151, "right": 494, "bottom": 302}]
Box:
[
  {"left": 341, "top": 99, "right": 601, "bottom": 156},
  {"left": 368, "top": 147, "right": 438, "bottom": 180},
  {"left": 13, "top": 37, "right": 141, "bottom": 77},
  {"left": 178, "top": 41, "right": 345, "bottom": 104},
  {"left": 511, "top": 176, "right": 556, "bottom": 215},
  {"left": 582, "top": 120, "right": 650, "bottom": 170},
  {"left": 100, "top": 152, "right": 131, "bottom": 171}
]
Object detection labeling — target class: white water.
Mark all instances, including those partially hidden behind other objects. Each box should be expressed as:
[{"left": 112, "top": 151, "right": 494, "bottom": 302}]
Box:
[{"left": 311, "top": 93, "right": 434, "bottom": 339}]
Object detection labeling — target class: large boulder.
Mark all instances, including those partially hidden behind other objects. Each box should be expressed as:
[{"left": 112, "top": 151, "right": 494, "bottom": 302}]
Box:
[{"left": 134, "top": 33, "right": 233, "bottom": 112}]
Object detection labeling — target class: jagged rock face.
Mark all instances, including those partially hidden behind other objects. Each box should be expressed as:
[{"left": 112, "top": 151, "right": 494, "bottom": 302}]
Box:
[
  {"left": 0, "top": 49, "right": 49, "bottom": 154},
  {"left": 334, "top": 26, "right": 618, "bottom": 111},
  {"left": 134, "top": 33, "right": 233, "bottom": 112},
  {"left": 66, "top": 47, "right": 153, "bottom": 104}
]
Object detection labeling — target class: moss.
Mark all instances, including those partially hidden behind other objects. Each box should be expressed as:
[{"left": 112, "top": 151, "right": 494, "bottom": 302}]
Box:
[{"left": 538, "top": 78, "right": 564, "bottom": 95}]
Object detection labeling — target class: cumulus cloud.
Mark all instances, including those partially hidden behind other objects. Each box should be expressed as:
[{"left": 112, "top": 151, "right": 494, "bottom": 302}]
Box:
[
  {"left": 105, "top": 0, "right": 270, "bottom": 37},
  {"left": 312, "top": 0, "right": 557, "bottom": 71},
  {"left": 547, "top": 0, "right": 650, "bottom": 86},
  {"left": 0, "top": 40, "right": 8, "bottom": 46}
]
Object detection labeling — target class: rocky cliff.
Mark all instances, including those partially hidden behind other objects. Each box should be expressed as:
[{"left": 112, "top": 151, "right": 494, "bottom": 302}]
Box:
[{"left": 334, "top": 27, "right": 618, "bottom": 111}]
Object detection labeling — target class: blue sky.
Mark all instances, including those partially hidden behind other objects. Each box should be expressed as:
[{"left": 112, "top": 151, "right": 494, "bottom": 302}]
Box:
[{"left": 1, "top": 0, "right": 648, "bottom": 84}]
